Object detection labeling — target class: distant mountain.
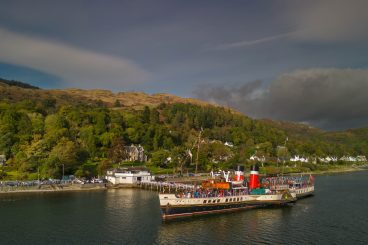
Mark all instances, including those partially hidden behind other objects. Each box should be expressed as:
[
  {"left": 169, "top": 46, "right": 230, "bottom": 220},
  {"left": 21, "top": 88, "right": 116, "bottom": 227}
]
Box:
[
  {"left": 0, "top": 78, "right": 216, "bottom": 109},
  {"left": 58, "top": 88, "right": 215, "bottom": 109},
  {"left": 0, "top": 77, "right": 39, "bottom": 89}
]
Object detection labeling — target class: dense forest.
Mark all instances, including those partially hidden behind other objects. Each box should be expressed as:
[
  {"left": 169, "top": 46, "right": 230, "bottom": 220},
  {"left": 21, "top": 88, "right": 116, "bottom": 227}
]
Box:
[{"left": 0, "top": 79, "right": 367, "bottom": 180}]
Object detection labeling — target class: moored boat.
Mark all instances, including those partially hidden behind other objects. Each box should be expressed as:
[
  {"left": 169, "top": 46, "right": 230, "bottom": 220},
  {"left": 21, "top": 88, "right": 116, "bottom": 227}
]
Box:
[{"left": 159, "top": 165, "right": 296, "bottom": 220}]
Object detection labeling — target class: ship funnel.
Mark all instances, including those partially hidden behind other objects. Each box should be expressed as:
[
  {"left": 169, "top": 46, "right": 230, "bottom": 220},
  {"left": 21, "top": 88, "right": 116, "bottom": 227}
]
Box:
[
  {"left": 234, "top": 165, "right": 245, "bottom": 182},
  {"left": 249, "top": 165, "right": 260, "bottom": 189}
]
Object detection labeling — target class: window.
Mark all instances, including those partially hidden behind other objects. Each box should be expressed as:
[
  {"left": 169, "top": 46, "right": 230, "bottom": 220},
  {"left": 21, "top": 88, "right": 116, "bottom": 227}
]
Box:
[
  {"left": 217, "top": 199, "right": 220, "bottom": 203},
  {"left": 203, "top": 200, "right": 207, "bottom": 204},
  {"left": 212, "top": 200, "right": 216, "bottom": 203},
  {"left": 225, "top": 199, "right": 228, "bottom": 202}
]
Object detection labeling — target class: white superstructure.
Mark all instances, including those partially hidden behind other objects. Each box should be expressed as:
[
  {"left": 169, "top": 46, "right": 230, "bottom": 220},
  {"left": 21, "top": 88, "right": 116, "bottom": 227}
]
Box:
[{"left": 106, "top": 168, "right": 152, "bottom": 184}]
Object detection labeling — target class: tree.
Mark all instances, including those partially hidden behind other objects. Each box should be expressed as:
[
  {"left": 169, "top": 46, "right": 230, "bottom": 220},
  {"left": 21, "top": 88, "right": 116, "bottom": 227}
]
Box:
[
  {"left": 150, "top": 109, "right": 160, "bottom": 124},
  {"left": 114, "top": 99, "right": 121, "bottom": 107},
  {"left": 108, "top": 138, "right": 127, "bottom": 164},
  {"left": 48, "top": 138, "right": 79, "bottom": 176},
  {"left": 141, "top": 106, "right": 150, "bottom": 124},
  {"left": 80, "top": 126, "right": 96, "bottom": 157},
  {"left": 150, "top": 149, "right": 170, "bottom": 167},
  {"left": 97, "top": 159, "right": 112, "bottom": 176}
]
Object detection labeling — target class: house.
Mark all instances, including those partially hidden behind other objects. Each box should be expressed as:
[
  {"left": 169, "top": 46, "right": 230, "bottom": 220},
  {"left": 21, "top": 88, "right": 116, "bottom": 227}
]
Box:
[
  {"left": 106, "top": 167, "right": 152, "bottom": 184},
  {"left": 250, "top": 155, "right": 266, "bottom": 162},
  {"left": 340, "top": 156, "right": 357, "bottom": 162},
  {"left": 0, "top": 155, "right": 6, "bottom": 166},
  {"left": 318, "top": 157, "right": 329, "bottom": 163},
  {"left": 290, "top": 155, "right": 309, "bottom": 163},
  {"left": 124, "top": 144, "right": 147, "bottom": 162},
  {"left": 356, "top": 155, "right": 367, "bottom": 162},
  {"left": 224, "top": 141, "right": 234, "bottom": 147}
]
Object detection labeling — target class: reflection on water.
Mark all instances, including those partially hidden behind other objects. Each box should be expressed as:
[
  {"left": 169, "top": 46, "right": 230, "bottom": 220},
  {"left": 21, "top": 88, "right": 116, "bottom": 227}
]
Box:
[
  {"left": 156, "top": 205, "right": 294, "bottom": 244},
  {"left": 0, "top": 171, "right": 368, "bottom": 244}
]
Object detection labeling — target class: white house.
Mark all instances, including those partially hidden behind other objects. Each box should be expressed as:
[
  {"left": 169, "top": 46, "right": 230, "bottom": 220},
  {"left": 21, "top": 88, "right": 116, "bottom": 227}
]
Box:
[
  {"left": 290, "top": 155, "right": 309, "bottom": 163},
  {"left": 356, "top": 155, "right": 367, "bottom": 162},
  {"left": 340, "top": 156, "right": 357, "bottom": 162},
  {"left": 106, "top": 167, "right": 152, "bottom": 185},
  {"left": 250, "top": 155, "right": 266, "bottom": 162}
]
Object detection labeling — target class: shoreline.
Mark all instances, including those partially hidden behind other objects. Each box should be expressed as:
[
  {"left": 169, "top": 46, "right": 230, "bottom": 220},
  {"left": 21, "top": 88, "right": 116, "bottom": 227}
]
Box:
[
  {"left": 294, "top": 166, "right": 368, "bottom": 176},
  {"left": 1, "top": 167, "right": 367, "bottom": 195},
  {"left": 0, "top": 183, "right": 107, "bottom": 195}
]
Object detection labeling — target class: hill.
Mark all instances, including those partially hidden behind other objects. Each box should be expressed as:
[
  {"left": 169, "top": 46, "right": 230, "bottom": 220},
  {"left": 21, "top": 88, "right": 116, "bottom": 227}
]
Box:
[
  {"left": 0, "top": 77, "right": 39, "bottom": 89},
  {"left": 0, "top": 79, "right": 367, "bottom": 180},
  {"left": 59, "top": 88, "right": 213, "bottom": 109},
  {"left": 0, "top": 80, "right": 218, "bottom": 109}
]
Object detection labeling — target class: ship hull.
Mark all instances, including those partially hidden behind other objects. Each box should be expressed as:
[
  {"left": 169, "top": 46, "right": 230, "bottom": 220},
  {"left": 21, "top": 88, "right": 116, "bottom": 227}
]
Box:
[
  {"left": 294, "top": 186, "right": 314, "bottom": 199},
  {"left": 160, "top": 193, "right": 295, "bottom": 220}
]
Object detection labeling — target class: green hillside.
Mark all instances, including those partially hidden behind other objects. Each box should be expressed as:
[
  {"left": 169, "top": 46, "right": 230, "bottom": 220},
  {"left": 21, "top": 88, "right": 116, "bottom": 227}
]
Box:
[{"left": 0, "top": 80, "right": 367, "bottom": 180}]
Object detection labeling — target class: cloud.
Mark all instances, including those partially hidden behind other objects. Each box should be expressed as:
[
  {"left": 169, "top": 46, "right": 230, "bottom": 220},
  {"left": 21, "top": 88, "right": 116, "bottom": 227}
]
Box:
[
  {"left": 0, "top": 27, "right": 151, "bottom": 89},
  {"left": 291, "top": 0, "right": 368, "bottom": 42},
  {"left": 213, "top": 31, "right": 295, "bottom": 50},
  {"left": 195, "top": 68, "right": 368, "bottom": 130}
]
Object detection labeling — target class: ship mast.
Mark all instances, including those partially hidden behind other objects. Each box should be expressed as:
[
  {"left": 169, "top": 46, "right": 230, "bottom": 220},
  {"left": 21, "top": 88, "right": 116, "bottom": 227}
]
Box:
[{"left": 195, "top": 128, "right": 203, "bottom": 174}]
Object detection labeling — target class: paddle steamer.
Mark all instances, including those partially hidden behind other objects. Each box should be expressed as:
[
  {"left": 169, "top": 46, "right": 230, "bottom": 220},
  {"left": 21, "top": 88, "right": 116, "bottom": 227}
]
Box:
[{"left": 159, "top": 165, "right": 297, "bottom": 220}]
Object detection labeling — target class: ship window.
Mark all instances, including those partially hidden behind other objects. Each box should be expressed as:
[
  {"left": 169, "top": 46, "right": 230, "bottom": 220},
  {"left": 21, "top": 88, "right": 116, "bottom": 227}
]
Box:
[
  {"left": 240, "top": 197, "right": 243, "bottom": 201},
  {"left": 225, "top": 199, "right": 228, "bottom": 202},
  {"left": 212, "top": 200, "right": 216, "bottom": 203},
  {"left": 203, "top": 200, "right": 207, "bottom": 204},
  {"left": 217, "top": 199, "right": 220, "bottom": 203},
  {"left": 230, "top": 198, "right": 232, "bottom": 202},
  {"left": 237, "top": 198, "right": 239, "bottom": 201}
]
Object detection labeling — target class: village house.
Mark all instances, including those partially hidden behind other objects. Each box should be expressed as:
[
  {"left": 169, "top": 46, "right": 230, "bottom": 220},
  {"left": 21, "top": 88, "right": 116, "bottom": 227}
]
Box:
[
  {"left": 290, "top": 155, "right": 309, "bottom": 163},
  {"left": 356, "top": 155, "right": 367, "bottom": 162},
  {"left": 106, "top": 167, "right": 152, "bottom": 184},
  {"left": 124, "top": 144, "right": 147, "bottom": 162},
  {"left": 224, "top": 141, "right": 234, "bottom": 147},
  {"left": 249, "top": 155, "right": 266, "bottom": 162},
  {"left": 340, "top": 156, "right": 357, "bottom": 162},
  {"left": 318, "top": 156, "right": 338, "bottom": 163}
]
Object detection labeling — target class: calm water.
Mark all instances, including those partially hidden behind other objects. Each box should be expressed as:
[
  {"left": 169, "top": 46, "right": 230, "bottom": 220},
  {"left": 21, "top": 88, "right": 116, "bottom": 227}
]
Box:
[{"left": 1, "top": 171, "right": 368, "bottom": 245}]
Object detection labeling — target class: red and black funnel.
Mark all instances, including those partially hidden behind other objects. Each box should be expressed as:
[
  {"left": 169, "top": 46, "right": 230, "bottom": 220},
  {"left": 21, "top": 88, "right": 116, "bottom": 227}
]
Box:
[
  {"left": 249, "top": 165, "right": 260, "bottom": 189},
  {"left": 234, "top": 165, "right": 245, "bottom": 182}
]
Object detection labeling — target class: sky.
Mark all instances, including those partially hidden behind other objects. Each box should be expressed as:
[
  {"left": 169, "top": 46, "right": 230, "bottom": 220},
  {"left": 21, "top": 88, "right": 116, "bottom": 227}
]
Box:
[{"left": 1, "top": 0, "right": 368, "bottom": 130}]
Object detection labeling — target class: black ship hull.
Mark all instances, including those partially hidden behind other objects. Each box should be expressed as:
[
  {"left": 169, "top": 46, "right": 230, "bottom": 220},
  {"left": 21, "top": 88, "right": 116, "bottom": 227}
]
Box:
[{"left": 161, "top": 199, "right": 292, "bottom": 220}]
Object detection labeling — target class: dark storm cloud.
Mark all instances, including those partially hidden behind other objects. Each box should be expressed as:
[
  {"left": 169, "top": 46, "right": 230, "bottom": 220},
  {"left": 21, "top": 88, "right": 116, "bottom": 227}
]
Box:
[
  {"left": 291, "top": 0, "right": 368, "bottom": 43},
  {"left": 1, "top": 0, "right": 368, "bottom": 107},
  {"left": 195, "top": 69, "right": 368, "bottom": 130}
]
